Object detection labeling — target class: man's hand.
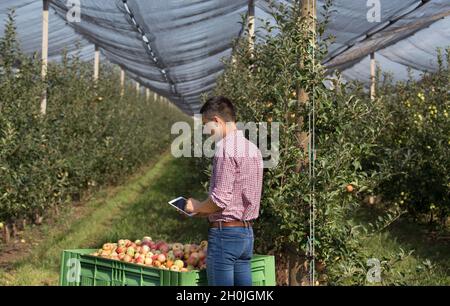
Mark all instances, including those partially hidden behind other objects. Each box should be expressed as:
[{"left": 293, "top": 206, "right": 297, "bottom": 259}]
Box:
[
  {"left": 185, "top": 198, "right": 201, "bottom": 214},
  {"left": 185, "top": 196, "right": 222, "bottom": 215}
]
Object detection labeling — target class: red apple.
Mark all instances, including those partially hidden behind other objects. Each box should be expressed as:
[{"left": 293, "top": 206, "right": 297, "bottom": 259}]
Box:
[
  {"left": 149, "top": 241, "right": 156, "bottom": 249},
  {"left": 118, "top": 253, "right": 125, "bottom": 260},
  {"left": 135, "top": 255, "right": 145, "bottom": 264},
  {"left": 123, "top": 254, "right": 132, "bottom": 263},
  {"left": 153, "top": 260, "right": 161, "bottom": 268},
  {"left": 189, "top": 244, "right": 199, "bottom": 253},
  {"left": 135, "top": 246, "right": 142, "bottom": 254},
  {"left": 141, "top": 240, "right": 152, "bottom": 248},
  {"left": 158, "top": 243, "right": 169, "bottom": 254},
  {"left": 187, "top": 253, "right": 199, "bottom": 266},
  {"left": 172, "top": 243, "right": 183, "bottom": 251},
  {"left": 157, "top": 254, "right": 166, "bottom": 263},
  {"left": 198, "top": 250, "right": 206, "bottom": 260},
  {"left": 174, "top": 250, "right": 184, "bottom": 259},
  {"left": 118, "top": 239, "right": 127, "bottom": 247},
  {"left": 141, "top": 245, "right": 150, "bottom": 254},
  {"left": 125, "top": 240, "right": 133, "bottom": 247},
  {"left": 116, "top": 246, "right": 125, "bottom": 254}
]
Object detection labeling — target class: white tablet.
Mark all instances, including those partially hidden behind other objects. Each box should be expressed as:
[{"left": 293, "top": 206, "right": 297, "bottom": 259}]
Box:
[{"left": 168, "top": 196, "right": 197, "bottom": 217}]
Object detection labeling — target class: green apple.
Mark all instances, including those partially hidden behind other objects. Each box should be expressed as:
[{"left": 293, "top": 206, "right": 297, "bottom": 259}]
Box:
[
  {"left": 126, "top": 247, "right": 135, "bottom": 257},
  {"left": 174, "top": 259, "right": 184, "bottom": 269}
]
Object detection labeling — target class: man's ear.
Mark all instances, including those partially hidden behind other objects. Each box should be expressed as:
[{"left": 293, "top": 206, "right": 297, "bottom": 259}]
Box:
[{"left": 213, "top": 115, "right": 224, "bottom": 125}]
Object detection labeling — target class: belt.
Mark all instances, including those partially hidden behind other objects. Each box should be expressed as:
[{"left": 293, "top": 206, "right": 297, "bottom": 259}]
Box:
[{"left": 209, "top": 220, "right": 253, "bottom": 228}]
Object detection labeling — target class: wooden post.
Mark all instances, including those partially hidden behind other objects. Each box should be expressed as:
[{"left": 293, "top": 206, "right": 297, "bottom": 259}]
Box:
[
  {"left": 291, "top": 0, "right": 316, "bottom": 287},
  {"left": 370, "top": 52, "right": 376, "bottom": 101},
  {"left": 296, "top": 0, "right": 316, "bottom": 167},
  {"left": 248, "top": 0, "right": 255, "bottom": 53},
  {"left": 146, "top": 88, "right": 150, "bottom": 101},
  {"left": 153, "top": 92, "right": 157, "bottom": 102},
  {"left": 120, "top": 67, "right": 125, "bottom": 97},
  {"left": 94, "top": 45, "right": 100, "bottom": 81},
  {"left": 136, "top": 82, "right": 140, "bottom": 96},
  {"left": 40, "top": 0, "right": 49, "bottom": 115}
]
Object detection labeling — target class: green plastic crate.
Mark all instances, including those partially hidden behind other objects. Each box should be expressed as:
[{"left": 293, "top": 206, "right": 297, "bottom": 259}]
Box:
[{"left": 59, "top": 249, "right": 275, "bottom": 286}]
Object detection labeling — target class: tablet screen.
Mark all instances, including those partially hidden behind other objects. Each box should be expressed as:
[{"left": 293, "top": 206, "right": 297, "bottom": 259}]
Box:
[
  {"left": 170, "top": 197, "right": 187, "bottom": 211},
  {"left": 168, "top": 197, "right": 196, "bottom": 217}
]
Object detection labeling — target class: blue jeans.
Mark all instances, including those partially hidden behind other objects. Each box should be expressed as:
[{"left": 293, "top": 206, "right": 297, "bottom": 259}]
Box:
[{"left": 206, "top": 226, "right": 254, "bottom": 286}]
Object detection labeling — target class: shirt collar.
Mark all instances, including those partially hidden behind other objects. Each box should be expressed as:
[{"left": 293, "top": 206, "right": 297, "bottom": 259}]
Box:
[{"left": 216, "top": 129, "right": 243, "bottom": 149}]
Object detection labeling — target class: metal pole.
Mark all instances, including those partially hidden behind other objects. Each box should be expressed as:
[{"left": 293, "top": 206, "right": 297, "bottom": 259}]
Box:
[
  {"left": 94, "top": 45, "right": 100, "bottom": 81},
  {"left": 40, "top": 0, "right": 49, "bottom": 115},
  {"left": 370, "top": 52, "right": 376, "bottom": 101},
  {"left": 120, "top": 67, "right": 125, "bottom": 97}
]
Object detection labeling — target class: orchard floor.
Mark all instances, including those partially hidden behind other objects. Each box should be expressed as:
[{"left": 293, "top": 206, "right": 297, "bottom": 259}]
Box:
[
  {"left": 0, "top": 153, "right": 208, "bottom": 285},
  {"left": 0, "top": 152, "right": 448, "bottom": 285}
]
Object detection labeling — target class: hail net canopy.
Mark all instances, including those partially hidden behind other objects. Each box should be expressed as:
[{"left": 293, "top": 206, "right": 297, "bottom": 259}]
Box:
[{"left": 1, "top": 0, "right": 449, "bottom": 114}]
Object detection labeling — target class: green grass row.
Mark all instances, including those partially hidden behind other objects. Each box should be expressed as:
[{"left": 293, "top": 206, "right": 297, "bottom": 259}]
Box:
[{"left": 0, "top": 154, "right": 208, "bottom": 285}]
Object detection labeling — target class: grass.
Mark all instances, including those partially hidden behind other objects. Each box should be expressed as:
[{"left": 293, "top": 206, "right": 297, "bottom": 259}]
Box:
[
  {"left": 0, "top": 153, "right": 208, "bottom": 285},
  {"left": 354, "top": 208, "right": 449, "bottom": 285}
]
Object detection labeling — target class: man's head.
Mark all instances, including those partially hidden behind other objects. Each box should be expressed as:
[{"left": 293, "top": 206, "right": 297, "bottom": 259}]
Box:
[{"left": 200, "top": 96, "right": 236, "bottom": 140}]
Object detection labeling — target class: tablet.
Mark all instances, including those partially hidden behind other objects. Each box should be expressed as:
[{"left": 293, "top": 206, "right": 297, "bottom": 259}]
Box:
[{"left": 168, "top": 196, "right": 197, "bottom": 217}]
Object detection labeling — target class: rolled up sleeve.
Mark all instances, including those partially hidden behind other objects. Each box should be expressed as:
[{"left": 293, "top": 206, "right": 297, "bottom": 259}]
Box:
[{"left": 209, "top": 155, "right": 236, "bottom": 210}]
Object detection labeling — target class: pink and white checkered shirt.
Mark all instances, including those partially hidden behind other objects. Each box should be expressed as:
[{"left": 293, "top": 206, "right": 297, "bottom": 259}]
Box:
[{"left": 208, "top": 130, "right": 263, "bottom": 223}]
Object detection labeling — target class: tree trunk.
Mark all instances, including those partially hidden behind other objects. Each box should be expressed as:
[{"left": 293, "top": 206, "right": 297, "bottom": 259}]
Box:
[
  {"left": 34, "top": 213, "right": 43, "bottom": 225},
  {"left": 11, "top": 222, "right": 18, "bottom": 238},
  {"left": 3, "top": 224, "right": 11, "bottom": 243}
]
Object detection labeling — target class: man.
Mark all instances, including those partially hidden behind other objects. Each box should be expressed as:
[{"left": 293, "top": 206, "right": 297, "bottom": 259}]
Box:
[{"left": 185, "top": 96, "right": 263, "bottom": 286}]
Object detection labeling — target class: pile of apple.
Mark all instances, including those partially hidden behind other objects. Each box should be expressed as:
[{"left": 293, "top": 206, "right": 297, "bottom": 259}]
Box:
[{"left": 91, "top": 236, "right": 207, "bottom": 272}]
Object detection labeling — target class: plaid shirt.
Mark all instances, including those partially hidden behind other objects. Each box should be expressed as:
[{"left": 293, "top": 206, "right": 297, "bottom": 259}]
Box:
[{"left": 208, "top": 130, "right": 263, "bottom": 222}]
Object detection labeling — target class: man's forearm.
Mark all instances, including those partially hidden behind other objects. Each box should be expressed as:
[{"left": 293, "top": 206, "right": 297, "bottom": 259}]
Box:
[{"left": 196, "top": 196, "right": 222, "bottom": 214}]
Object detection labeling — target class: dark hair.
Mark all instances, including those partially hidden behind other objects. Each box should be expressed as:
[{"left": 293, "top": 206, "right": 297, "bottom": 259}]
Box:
[{"left": 200, "top": 96, "right": 236, "bottom": 122}]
